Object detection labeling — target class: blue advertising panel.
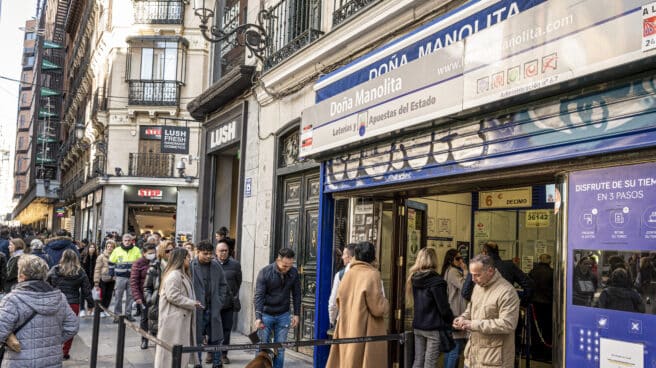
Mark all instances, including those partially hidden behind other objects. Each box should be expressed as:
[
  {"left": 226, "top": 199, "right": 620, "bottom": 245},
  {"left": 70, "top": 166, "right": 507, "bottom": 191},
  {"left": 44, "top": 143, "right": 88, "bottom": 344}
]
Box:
[{"left": 567, "top": 162, "right": 656, "bottom": 368}]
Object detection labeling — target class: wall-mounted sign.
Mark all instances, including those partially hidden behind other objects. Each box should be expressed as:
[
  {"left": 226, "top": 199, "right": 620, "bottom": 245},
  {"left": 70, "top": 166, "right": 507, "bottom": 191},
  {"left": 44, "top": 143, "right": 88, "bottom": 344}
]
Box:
[
  {"left": 244, "top": 177, "right": 252, "bottom": 197},
  {"left": 526, "top": 209, "right": 550, "bottom": 227},
  {"left": 302, "top": 0, "right": 656, "bottom": 158},
  {"left": 140, "top": 126, "right": 162, "bottom": 140},
  {"left": 479, "top": 187, "right": 532, "bottom": 209},
  {"left": 124, "top": 186, "right": 177, "bottom": 204},
  {"left": 56, "top": 207, "right": 65, "bottom": 218},
  {"left": 161, "top": 126, "right": 190, "bottom": 154},
  {"left": 208, "top": 120, "right": 240, "bottom": 153}
]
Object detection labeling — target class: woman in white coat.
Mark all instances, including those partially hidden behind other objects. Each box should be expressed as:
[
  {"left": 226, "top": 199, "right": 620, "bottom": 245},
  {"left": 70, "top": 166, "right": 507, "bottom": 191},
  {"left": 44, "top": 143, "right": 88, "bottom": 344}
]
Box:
[{"left": 155, "top": 247, "right": 202, "bottom": 367}]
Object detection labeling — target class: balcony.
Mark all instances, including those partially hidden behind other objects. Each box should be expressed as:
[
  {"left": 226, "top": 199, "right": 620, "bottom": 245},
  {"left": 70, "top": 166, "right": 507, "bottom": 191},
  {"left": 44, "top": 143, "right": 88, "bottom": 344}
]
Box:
[
  {"left": 128, "top": 80, "right": 180, "bottom": 106},
  {"left": 264, "top": 0, "right": 323, "bottom": 70},
  {"left": 128, "top": 152, "right": 175, "bottom": 177},
  {"left": 90, "top": 156, "right": 106, "bottom": 178},
  {"left": 333, "top": 0, "right": 378, "bottom": 26},
  {"left": 133, "top": 0, "right": 184, "bottom": 24}
]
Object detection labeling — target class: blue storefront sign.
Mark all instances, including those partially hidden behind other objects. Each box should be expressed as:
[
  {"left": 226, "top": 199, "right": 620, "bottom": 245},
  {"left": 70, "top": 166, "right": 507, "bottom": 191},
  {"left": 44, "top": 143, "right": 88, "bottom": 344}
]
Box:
[
  {"left": 566, "top": 162, "right": 656, "bottom": 368},
  {"left": 315, "top": 0, "right": 545, "bottom": 102}
]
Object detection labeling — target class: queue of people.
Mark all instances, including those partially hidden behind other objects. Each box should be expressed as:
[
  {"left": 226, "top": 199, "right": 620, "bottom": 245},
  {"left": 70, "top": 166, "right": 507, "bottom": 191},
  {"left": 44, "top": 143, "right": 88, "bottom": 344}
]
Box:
[{"left": 0, "top": 226, "right": 244, "bottom": 368}]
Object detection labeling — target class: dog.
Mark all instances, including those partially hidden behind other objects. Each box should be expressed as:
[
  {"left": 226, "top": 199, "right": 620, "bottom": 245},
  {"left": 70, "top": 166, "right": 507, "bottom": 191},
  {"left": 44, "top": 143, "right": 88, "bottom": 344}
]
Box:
[{"left": 244, "top": 348, "right": 277, "bottom": 368}]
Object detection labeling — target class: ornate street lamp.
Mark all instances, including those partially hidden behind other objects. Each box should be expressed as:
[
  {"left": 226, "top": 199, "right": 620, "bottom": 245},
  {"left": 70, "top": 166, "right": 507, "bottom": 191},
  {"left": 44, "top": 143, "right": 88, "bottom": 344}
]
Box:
[
  {"left": 75, "top": 122, "right": 85, "bottom": 140},
  {"left": 193, "top": 0, "right": 270, "bottom": 62}
]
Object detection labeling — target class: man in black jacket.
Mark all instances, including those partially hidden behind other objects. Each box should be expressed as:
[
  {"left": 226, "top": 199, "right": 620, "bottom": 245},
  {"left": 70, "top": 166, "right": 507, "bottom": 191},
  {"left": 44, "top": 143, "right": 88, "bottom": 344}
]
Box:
[
  {"left": 216, "top": 239, "right": 242, "bottom": 364},
  {"left": 191, "top": 240, "right": 228, "bottom": 368},
  {"left": 254, "top": 248, "right": 301, "bottom": 368}
]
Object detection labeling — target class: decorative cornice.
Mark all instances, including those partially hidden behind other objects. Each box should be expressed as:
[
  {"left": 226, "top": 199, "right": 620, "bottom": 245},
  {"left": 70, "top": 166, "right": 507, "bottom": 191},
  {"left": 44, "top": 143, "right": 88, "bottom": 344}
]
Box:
[{"left": 187, "top": 65, "right": 256, "bottom": 121}]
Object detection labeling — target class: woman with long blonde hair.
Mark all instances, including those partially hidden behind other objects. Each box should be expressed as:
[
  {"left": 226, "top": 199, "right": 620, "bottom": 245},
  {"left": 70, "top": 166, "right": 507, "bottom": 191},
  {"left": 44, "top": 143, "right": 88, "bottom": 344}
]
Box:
[
  {"left": 155, "top": 247, "right": 202, "bottom": 367},
  {"left": 47, "top": 248, "right": 94, "bottom": 360},
  {"left": 406, "top": 247, "right": 454, "bottom": 368}
]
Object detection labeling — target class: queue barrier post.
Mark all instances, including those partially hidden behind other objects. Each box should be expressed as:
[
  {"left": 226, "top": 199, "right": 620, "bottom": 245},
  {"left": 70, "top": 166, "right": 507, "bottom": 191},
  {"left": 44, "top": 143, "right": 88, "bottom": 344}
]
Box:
[
  {"left": 115, "top": 315, "right": 126, "bottom": 368},
  {"left": 90, "top": 300, "right": 102, "bottom": 368},
  {"left": 171, "top": 345, "right": 183, "bottom": 368}
]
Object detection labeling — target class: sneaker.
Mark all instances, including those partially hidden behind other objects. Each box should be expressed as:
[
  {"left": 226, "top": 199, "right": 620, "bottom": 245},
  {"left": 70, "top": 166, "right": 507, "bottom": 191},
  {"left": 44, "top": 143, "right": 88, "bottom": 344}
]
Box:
[
  {"left": 79, "top": 310, "right": 86, "bottom": 317},
  {"left": 101, "top": 312, "right": 108, "bottom": 318}
]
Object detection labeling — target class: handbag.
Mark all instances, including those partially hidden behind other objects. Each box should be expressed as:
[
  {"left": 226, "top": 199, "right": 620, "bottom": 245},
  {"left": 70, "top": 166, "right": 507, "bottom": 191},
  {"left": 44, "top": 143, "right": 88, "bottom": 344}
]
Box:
[
  {"left": 1, "top": 311, "right": 38, "bottom": 359},
  {"left": 438, "top": 329, "right": 456, "bottom": 352}
]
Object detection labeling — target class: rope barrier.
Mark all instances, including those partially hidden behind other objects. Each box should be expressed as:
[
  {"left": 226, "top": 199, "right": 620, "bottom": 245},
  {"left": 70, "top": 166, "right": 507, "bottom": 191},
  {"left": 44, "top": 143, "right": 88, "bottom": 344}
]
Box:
[
  {"left": 180, "top": 332, "right": 409, "bottom": 354},
  {"left": 96, "top": 302, "right": 173, "bottom": 351},
  {"left": 530, "top": 304, "right": 552, "bottom": 349}
]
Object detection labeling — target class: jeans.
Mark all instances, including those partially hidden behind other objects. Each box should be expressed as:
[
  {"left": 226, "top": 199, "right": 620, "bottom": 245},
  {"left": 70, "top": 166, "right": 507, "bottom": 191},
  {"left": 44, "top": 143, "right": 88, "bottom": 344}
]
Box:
[
  {"left": 443, "top": 338, "right": 466, "bottom": 368},
  {"left": 199, "top": 309, "right": 222, "bottom": 366},
  {"left": 221, "top": 308, "right": 234, "bottom": 358},
  {"left": 139, "top": 304, "right": 149, "bottom": 343},
  {"left": 113, "top": 276, "right": 133, "bottom": 316},
  {"left": 413, "top": 329, "right": 441, "bottom": 368},
  {"left": 258, "top": 312, "right": 290, "bottom": 368}
]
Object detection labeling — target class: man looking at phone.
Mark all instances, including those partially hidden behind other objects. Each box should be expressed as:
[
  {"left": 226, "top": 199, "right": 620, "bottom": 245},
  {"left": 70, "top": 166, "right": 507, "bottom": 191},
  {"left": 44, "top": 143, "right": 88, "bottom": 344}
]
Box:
[{"left": 191, "top": 240, "right": 229, "bottom": 368}]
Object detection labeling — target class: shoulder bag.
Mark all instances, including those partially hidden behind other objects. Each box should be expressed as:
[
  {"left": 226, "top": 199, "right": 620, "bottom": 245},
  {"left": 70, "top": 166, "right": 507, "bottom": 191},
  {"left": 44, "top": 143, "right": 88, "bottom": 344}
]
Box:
[
  {"left": 0, "top": 311, "right": 38, "bottom": 361},
  {"left": 438, "top": 329, "right": 456, "bottom": 352}
]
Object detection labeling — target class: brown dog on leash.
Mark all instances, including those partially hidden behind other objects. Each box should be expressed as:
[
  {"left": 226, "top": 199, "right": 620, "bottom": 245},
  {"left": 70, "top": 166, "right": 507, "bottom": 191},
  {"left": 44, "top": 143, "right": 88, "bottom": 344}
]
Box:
[{"left": 244, "top": 349, "right": 277, "bottom": 368}]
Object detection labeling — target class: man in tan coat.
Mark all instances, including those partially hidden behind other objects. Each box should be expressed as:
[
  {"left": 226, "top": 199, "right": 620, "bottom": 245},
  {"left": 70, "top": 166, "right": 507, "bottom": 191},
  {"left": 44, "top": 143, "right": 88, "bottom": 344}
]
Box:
[
  {"left": 453, "top": 254, "right": 520, "bottom": 368},
  {"left": 326, "top": 241, "right": 389, "bottom": 368}
]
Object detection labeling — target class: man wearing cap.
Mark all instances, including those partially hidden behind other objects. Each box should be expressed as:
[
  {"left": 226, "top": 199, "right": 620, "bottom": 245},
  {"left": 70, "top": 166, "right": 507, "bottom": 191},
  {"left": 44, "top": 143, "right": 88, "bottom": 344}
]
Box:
[{"left": 29, "top": 239, "right": 52, "bottom": 266}]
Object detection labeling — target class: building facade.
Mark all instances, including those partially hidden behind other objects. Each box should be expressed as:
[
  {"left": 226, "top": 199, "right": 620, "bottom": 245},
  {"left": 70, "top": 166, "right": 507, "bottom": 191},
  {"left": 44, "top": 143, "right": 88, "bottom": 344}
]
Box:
[
  {"left": 33, "top": 0, "right": 211, "bottom": 242},
  {"left": 12, "top": 6, "right": 64, "bottom": 230},
  {"left": 192, "top": 0, "right": 656, "bottom": 367}
]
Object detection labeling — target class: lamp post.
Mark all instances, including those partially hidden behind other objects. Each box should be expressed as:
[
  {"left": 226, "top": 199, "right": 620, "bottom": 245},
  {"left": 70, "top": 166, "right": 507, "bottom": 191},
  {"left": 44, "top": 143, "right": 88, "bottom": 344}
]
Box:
[{"left": 193, "top": 0, "right": 270, "bottom": 62}]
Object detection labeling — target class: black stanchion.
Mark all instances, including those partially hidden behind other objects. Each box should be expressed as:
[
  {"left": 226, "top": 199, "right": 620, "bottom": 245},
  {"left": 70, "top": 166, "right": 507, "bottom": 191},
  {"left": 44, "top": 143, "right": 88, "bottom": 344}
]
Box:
[
  {"left": 115, "top": 315, "right": 126, "bottom": 368},
  {"left": 90, "top": 301, "right": 101, "bottom": 368},
  {"left": 171, "top": 345, "right": 183, "bottom": 368}
]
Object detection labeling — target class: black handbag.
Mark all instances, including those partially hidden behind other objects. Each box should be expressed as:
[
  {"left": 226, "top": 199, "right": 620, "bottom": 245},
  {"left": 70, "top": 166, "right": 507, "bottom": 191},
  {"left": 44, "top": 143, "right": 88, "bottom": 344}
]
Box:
[{"left": 438, "top": 329, "right": 456, "bottom": 352}]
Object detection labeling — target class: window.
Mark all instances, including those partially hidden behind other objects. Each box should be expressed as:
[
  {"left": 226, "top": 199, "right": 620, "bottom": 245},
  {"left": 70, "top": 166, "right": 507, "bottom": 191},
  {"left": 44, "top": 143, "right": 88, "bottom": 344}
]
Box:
[
  {"left": 126, "top": 37, "right": 187, "bottom": 105},
  {"left": 23, "top": 56, "right": 35, "bottom": 68},
  {"left": 25, "top": 32, "right": 36, "bottom": 40}
]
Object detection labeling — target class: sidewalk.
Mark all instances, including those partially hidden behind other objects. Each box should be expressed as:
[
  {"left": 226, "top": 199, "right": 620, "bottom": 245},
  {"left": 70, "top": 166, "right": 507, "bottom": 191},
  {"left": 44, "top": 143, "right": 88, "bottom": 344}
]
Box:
[{"left": 63, "top": 313, "right": 313, "bottom": 368}]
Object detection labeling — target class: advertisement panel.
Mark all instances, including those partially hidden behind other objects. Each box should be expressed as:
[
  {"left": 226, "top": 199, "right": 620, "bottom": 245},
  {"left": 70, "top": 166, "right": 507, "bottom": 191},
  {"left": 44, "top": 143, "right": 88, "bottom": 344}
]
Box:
[
  {"left": 463, "top": 0, "right": 650, "bottom": 108},
  {"left": 566, "top": 162, "right": 656, "bottom": 367}
]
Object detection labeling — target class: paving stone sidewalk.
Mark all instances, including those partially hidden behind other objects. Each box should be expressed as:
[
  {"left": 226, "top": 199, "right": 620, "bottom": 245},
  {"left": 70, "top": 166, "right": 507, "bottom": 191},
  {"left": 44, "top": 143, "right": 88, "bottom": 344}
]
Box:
[{"left": 63, "top": 313, "right": 313, "bottom": 368}]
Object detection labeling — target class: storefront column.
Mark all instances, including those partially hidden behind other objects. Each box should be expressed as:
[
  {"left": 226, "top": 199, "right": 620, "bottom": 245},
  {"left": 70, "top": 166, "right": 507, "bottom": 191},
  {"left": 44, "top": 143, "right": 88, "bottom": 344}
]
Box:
[
  {"left": 314, "top": 162, "right": 333, "bottom": 367},
  {"left": 176, "top": 187, "right": 197, "bottom": 241},
  {"left": 102, "top": 185, "right": 124, "bottom": 234}
]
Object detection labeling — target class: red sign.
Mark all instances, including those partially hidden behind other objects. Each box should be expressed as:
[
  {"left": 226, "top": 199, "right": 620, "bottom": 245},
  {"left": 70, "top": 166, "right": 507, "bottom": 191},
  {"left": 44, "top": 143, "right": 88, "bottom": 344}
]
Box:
[{"left": 137, "top": 188, "right": 163, "bottom": 199}]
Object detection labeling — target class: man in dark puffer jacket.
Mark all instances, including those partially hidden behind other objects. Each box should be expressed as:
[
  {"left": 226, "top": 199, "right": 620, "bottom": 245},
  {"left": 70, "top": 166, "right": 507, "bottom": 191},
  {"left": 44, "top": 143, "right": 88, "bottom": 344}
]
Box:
[{"left": 45, "top": 230, "right": 79, "bottom": 268}]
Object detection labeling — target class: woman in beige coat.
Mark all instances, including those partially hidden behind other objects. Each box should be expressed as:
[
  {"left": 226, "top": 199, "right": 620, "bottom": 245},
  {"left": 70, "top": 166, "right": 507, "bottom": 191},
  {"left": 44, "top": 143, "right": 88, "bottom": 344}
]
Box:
[
  {"left": 93, "top": 240, "right": 115, "bottom": 314},
  {"left": 327, "top": 241, "right": 389, "bottom": 368},
  {"left": 155, "top": 247, "right": 201, "bottom": 367}
]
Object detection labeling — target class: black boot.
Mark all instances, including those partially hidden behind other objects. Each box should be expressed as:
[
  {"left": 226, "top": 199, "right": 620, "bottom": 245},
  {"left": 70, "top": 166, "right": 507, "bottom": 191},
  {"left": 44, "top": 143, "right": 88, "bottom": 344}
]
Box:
[{"left": 140, "top": 338, "right": 148, "bottom": 349}]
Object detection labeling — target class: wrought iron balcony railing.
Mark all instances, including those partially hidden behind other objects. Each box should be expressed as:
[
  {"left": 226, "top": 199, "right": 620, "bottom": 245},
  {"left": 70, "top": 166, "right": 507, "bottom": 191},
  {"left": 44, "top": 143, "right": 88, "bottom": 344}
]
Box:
[
  {"left": 128, "top": 152, "right": 175, "bottom": 177},
  {"left": 90, "top": 156, "right": 106, "bottom": 178},
  {"left": 128, "top": 80, "right": 180, "bottom": 106},
  {"left": 133, "top": 0, "right": 185, "bottom": 24},
  {"left": 264, "top": 0, "right": 323, "bottom": 70},
  {"left": 332, "top": 0, "right": 378, "bottom": 26}
]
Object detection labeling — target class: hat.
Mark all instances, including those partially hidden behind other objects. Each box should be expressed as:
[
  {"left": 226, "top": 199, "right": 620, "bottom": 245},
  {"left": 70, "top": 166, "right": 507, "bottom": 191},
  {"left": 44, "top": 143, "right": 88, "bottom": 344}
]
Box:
[{"left": 31, "top": 238, "right": 44, "bottom": 250}]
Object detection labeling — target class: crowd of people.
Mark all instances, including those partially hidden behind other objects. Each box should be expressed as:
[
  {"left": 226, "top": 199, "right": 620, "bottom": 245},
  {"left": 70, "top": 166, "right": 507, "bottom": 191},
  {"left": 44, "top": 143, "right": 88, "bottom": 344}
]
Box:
[{"left": 0, "top": 226, "right": 243, "bottom": 368}]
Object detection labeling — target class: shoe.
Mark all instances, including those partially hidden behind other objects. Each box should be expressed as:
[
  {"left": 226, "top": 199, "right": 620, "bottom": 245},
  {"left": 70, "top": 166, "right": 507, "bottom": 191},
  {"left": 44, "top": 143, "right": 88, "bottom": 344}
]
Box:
[
  {"left": 205, "top": 352, "right": 213, "bottom": 363},
  {"left": 126, "top": 316, "right": 136, "bottom": 322},
  {"left": 140, "top": 340, "right": 148, "bottom": 350},
  {"left": 222, "top": 356, "right": 230, "bottom": 364},
  {"left": 212, "top": 365, "right": 223, "bottom": 368},
  {"left": 113, "top": 317, "right": 119, "bottom": 323},
  {"left": 63, "top": 354, "right": 70, "bottom": 360},
  {"left": 79, "top": 310, "right": 86, "bottom": 317},
  {"left": 101, "top": 312, "right": 108, "bottom": 318}
]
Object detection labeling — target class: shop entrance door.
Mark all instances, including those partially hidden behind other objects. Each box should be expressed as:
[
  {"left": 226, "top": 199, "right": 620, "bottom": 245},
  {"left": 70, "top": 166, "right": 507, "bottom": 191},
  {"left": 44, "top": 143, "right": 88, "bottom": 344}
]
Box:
[{"left": 276, "top": 170, "right": 321, "bottom": 355}]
